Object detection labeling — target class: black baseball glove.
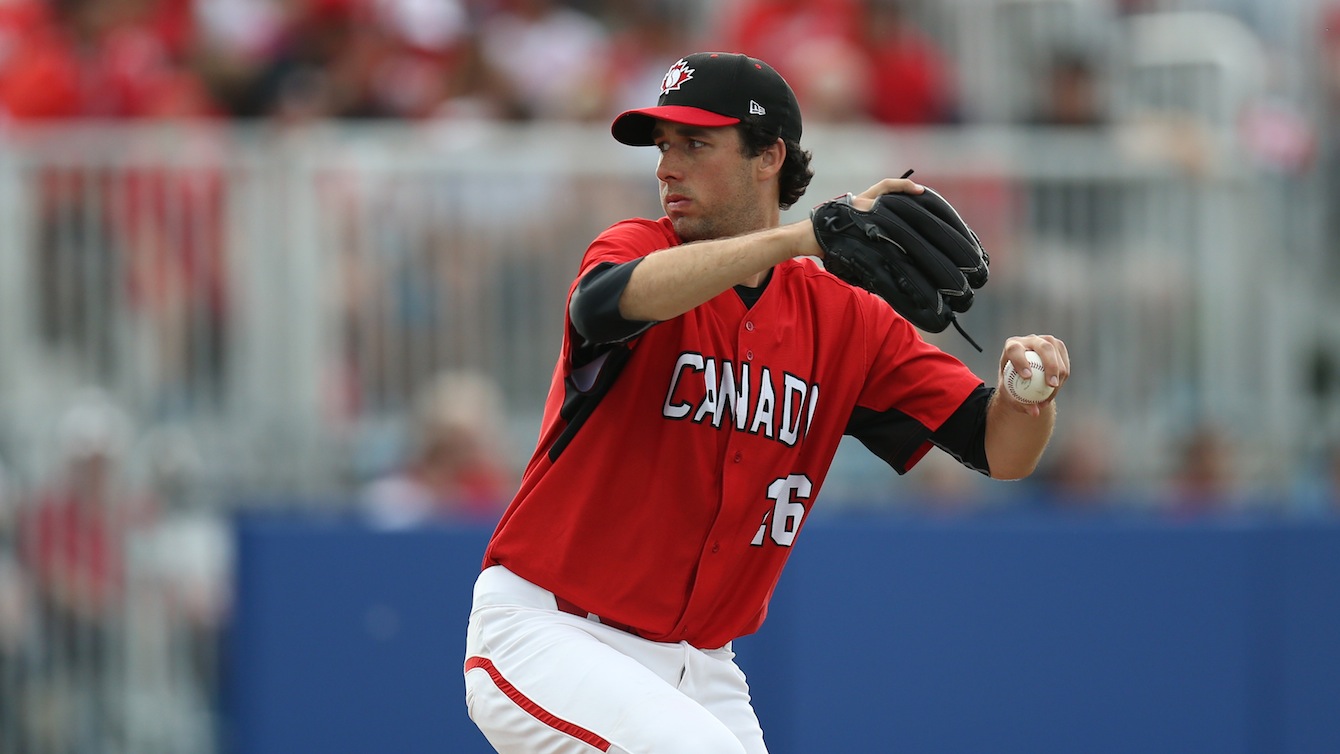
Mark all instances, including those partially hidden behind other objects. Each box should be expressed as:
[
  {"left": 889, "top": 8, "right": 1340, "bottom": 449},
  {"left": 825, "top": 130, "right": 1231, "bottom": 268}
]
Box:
[{"left": 811, "top": 179, "right": 990, "bottom": 349}]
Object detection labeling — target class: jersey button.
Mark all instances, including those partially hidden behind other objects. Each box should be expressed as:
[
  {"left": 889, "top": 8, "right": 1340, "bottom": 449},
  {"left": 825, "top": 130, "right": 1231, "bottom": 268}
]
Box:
[
  {"left": 733, "top": 451, "right": 743, "bottom": 463},
  {"left": 746, "top": 350, "right": 754, "bottom": 361},
  {"left": 712, "top": 542, "right": 720, "bottom": 553},
  {"left": 745, "top": 321, "right": 755, "bottom": 332}
]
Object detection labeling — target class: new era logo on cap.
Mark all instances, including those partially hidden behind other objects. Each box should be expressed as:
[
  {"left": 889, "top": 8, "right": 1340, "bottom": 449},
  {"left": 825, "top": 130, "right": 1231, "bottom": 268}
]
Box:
[{"left": 611, "top": 52, "right": 802, "bottom": 147}]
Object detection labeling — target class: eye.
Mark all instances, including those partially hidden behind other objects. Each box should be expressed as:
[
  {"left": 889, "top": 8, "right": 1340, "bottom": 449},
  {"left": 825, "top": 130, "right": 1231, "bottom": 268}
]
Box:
[
  {"left": 688, "top": 139, "right": 707, "bottom": 149},
  {"left": 655, "top": 141, "right": 670, "bottom": 153}
]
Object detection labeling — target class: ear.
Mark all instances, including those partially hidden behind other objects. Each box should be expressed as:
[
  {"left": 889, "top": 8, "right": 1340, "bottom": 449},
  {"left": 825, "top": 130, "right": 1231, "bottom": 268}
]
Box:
[{"left": 756, "top": 138, "right": 785, "bottom": 180}]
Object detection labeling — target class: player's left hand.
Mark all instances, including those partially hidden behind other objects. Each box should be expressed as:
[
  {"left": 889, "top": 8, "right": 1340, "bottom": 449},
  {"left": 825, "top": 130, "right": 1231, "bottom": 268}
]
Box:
[{"left": 999, "top": 335, "right": 1069, "bottom": 415}]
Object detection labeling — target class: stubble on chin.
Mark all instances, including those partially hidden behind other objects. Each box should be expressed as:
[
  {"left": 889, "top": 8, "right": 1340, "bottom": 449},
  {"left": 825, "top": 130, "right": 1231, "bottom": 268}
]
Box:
[{"left": 671, "top": 216, "right": 712, "bottom": 243}]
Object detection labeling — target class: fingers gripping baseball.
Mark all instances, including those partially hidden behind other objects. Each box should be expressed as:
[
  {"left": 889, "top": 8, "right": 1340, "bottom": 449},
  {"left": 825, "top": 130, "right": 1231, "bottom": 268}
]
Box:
[{"left": 999, "top": 335, "right": 1069, "bottom": 413}]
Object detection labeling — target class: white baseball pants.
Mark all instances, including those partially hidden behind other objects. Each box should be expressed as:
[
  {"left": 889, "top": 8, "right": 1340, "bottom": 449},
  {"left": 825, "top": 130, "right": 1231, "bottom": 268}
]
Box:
[{"left": 463, "top": 566, "right": 768, "bottom": 753}]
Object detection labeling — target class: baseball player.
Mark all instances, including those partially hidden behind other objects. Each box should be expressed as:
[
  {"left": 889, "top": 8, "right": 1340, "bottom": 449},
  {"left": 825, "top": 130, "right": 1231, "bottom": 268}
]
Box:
[{"left": 464, "top": 52, "right": 1069, "bottom": 752}]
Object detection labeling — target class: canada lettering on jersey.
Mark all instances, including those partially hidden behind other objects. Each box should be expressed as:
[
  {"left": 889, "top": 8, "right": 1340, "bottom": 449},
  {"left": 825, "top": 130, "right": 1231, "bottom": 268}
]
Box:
[{"left": 662, "top": 352, "right": 819, "bottom": 446}]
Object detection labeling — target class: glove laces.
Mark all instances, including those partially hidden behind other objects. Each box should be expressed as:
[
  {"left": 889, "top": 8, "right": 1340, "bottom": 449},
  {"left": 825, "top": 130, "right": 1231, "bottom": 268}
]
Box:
[{"left": 950, "top": 315, "right": 984, "bottom": 353}]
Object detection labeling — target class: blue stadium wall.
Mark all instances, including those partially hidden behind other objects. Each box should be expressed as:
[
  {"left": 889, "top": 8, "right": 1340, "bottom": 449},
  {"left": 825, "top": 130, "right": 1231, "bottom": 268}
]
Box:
[{"left": 224, "top": 510, "right": 1340, "bottom": 754}]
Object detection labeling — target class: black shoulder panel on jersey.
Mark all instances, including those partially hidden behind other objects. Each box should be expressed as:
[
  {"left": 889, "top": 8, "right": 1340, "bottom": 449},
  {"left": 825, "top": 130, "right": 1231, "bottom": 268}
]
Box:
[
  {"left": 569, "top": 259, "right": 656, "bottom": 347},
  {"left": 846, "top": 385, "right": 992, "bottom": 475},
  {"left": 548, "top": 344, "right": 634, "bottom": 462}
]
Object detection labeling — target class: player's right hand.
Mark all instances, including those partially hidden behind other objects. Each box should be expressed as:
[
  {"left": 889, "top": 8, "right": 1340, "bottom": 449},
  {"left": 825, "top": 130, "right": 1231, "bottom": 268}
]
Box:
[
  {"left": 998, "top": 334, "right": 1070, "bottom": 410},
  {"left": 851, "top": 177, "right": 923, "bottom": 211}
]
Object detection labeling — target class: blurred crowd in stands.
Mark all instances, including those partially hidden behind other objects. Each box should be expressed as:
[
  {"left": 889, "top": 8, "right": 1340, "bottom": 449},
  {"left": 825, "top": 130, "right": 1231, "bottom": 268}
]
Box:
[
  {"left": 0, "top": 0, "right": 1324, "bottom": 128},
  {"left": 0, "top": 0, "right": 1333, "bottom": 128}
]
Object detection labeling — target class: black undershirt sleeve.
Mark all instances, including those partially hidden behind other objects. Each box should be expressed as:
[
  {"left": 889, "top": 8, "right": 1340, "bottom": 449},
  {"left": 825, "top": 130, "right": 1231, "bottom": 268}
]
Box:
[
  {"left": 569, "top": 259, "right": 656, "bottom": 349},
  {"left": 847, "top": 385, "right": 993, "bottom": 476},
  {"left": 570, "top": 260, "right": 771, "bottom": 350},
  {"left": 927, "top": 385, "right": 993, "bottom": 475}
]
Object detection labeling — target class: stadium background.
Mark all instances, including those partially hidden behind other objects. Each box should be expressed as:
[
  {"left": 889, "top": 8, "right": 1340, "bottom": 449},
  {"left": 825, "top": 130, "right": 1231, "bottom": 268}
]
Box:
[{"left": 1, "top": 0, "right": 1339, "bottom": 751}]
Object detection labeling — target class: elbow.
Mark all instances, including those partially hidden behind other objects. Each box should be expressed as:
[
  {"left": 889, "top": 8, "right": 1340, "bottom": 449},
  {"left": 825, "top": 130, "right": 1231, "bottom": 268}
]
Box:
[
  {"left": 568, "top": 291, "right": 600, "bottom": 344},
  {"left": 989, "top": 463, "right": 1038, "bottom": 482},
  {"left": 987, "top": 455, "right": 1041, "bottom": 481}
]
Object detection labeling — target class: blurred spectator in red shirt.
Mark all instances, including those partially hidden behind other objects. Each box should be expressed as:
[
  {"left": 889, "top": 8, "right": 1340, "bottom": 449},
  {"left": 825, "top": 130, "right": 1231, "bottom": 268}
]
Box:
[
  {"left": 18, "top": 392, "right": 158, "bottom": 754},
  {"left": 718, "top": 0, "right": 860, "bottom": 87},
  {"left": 17, "top": 392, "right": 157, "bottom": 750},
  {"left": 782, "top": 35, "right": 872, "bottom": 124},
  {"left": 718, "top": 0, "right": 955, "bottom": 126},
  {"left": 856, "top": 0, "right": 956, "bottom": 125},
  {"left": 20, "top": 393, "right": 156, "bottom": 632},
  {"left": 0, "top": 0, "right": 81, "bottom": 120}
]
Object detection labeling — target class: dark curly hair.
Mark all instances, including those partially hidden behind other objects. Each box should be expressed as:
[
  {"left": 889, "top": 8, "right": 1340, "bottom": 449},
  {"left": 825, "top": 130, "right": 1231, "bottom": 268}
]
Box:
[{"left": 736, "top": 122, "right": 814, "bottom": 211}]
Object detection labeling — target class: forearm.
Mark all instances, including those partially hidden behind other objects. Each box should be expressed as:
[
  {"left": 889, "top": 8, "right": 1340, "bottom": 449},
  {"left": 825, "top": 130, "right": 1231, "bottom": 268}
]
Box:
[
  {"left": 983, "top": 390, "right": 1056, "bottom": 480},
  {"left": 619, "top": 222, "right": 816, "bottom": 322}
]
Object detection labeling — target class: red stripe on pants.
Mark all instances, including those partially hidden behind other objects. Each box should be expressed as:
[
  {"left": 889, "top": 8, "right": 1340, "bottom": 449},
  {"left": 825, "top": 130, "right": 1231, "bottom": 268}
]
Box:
[{"left": 464, "top": 656, "right": 612, "bottom": 751}]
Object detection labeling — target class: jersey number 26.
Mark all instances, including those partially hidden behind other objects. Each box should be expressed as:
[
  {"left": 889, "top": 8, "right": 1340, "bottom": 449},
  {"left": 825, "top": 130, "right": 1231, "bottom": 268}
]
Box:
[{"left": 750, "top": 474, "right": 812, "bottom": 548}]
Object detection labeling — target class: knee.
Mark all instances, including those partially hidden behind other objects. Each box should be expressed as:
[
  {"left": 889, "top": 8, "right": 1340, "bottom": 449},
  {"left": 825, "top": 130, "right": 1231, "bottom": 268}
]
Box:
[{"left": 627, "top": 716, "right": 748, "bottom": 754}]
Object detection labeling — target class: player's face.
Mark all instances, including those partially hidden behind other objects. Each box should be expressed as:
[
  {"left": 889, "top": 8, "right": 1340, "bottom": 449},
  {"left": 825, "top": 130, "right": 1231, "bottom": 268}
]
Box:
[{"left": 653, "top": 123, "right": 771, "bottom": 242}]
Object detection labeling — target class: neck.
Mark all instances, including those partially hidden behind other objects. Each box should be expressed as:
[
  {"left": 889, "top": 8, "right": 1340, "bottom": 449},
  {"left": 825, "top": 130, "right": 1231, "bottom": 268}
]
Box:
[{"left": 741, "top": 270, "right": 771, "bottom": 288}]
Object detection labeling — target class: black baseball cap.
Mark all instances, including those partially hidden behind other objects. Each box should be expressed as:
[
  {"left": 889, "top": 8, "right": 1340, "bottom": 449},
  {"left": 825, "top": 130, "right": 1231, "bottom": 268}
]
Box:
[{"left": 611, "top": 52, "right": 803, "bottom": 147}]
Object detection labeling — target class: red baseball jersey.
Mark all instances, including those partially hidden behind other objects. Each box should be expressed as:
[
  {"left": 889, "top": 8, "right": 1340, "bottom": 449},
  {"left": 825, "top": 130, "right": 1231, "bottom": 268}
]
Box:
[{"left": 483, "top": 216, "right": 983, "bottom": 649}]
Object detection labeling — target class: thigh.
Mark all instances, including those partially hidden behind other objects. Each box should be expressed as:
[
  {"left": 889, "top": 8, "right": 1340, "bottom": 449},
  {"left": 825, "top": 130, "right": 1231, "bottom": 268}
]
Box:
[
  {"left": 465, "top": 603, "right": 747, "bottom": 754},
  {"left": 681, "top": 645, "right": 768, "bottom": 754}
]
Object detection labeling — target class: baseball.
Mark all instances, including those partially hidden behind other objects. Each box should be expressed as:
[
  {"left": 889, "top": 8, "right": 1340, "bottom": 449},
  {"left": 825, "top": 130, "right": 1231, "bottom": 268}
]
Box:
[{"left": 1003, "top": 350, "right": 1054, "bottom": 404}]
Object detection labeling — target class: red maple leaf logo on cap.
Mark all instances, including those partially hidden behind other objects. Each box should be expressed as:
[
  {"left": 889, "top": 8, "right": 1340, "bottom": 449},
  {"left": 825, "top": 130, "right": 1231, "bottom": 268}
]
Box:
[{"left": 661, "top": 59, "right": 694, "bottom": 95}]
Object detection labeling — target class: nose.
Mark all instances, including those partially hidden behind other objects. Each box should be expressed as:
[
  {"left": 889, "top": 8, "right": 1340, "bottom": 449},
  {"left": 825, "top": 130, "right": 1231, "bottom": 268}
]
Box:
[{"left": 656, "top": 149, "right": 682, "bottom": 183}]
